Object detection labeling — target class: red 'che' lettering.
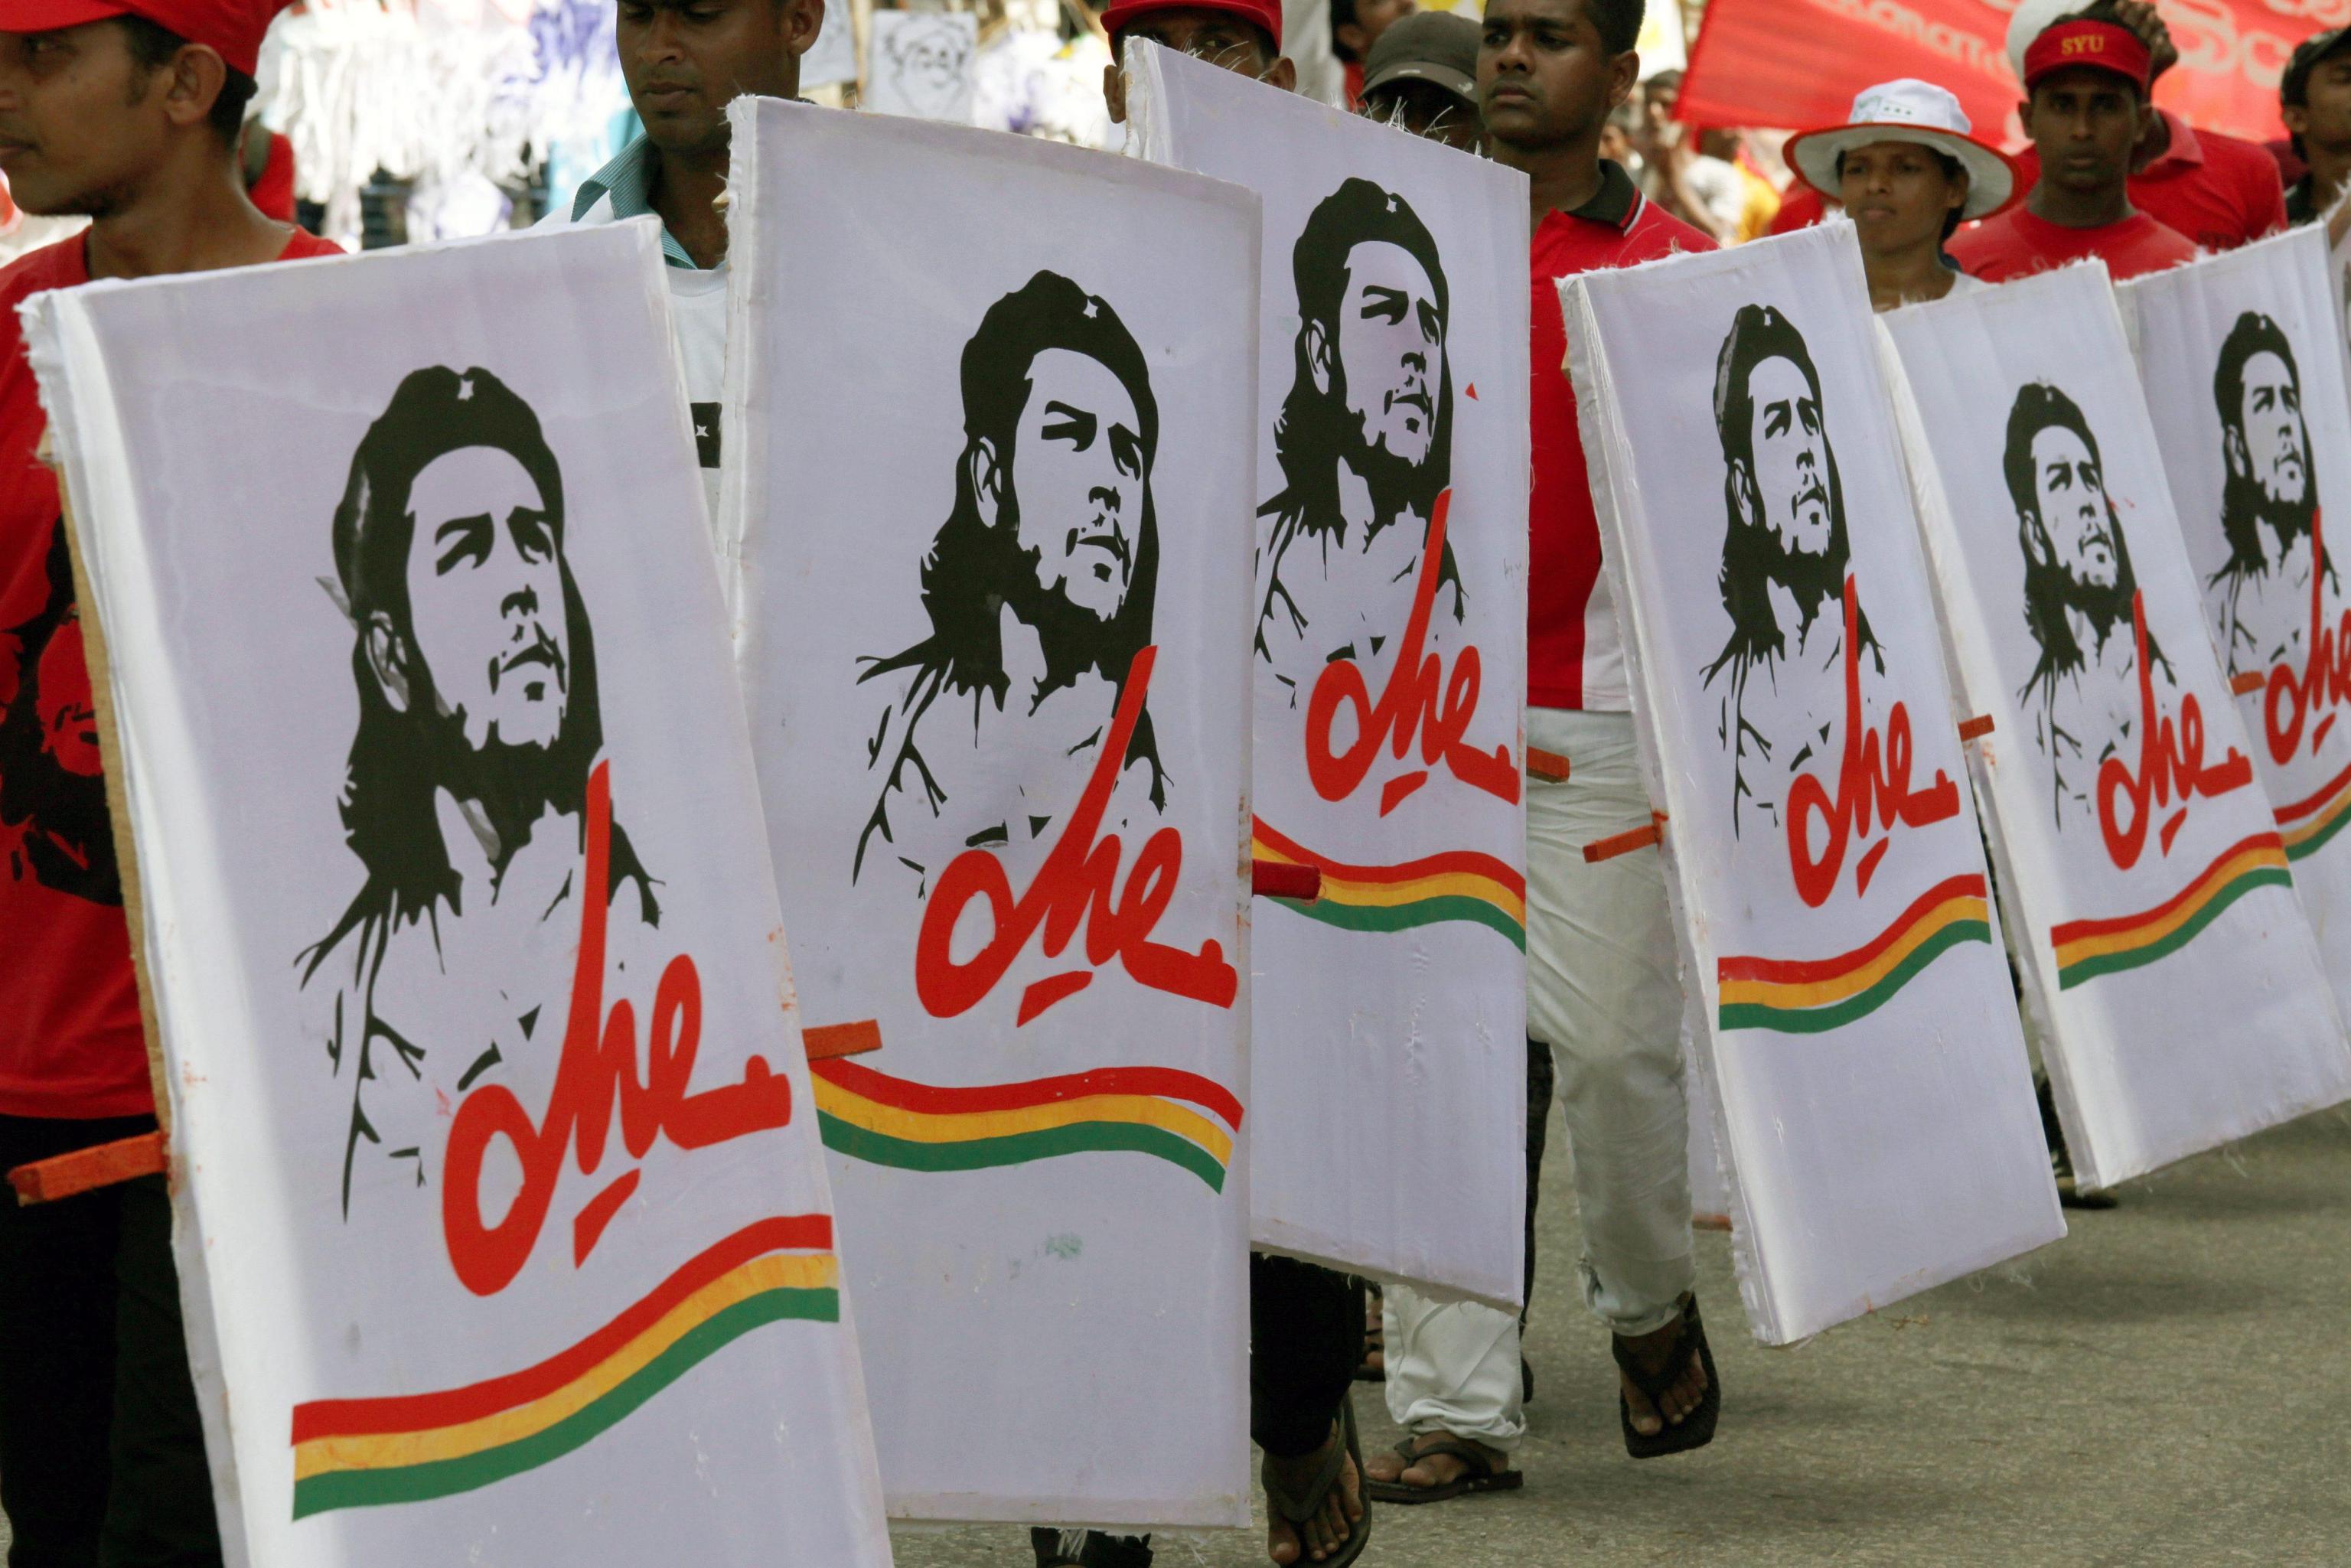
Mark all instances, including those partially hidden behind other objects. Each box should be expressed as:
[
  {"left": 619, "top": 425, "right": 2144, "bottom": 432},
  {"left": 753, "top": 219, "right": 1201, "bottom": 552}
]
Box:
[
  {"left": 2263, "top": 510, "right": 2351, "bottom": 767},
  {"left": 1785, "top": 577, "right": 1961, "bottom": 908},
  {"left": 2099, "top": 592, "right": 2254, "bottom": 869},
  {"left": 913, "top": 646, "right": 1239, "bottom": 1025},
  {"left": 442, "top": 762, "right": 794, "bottom": 1297},
  {"left": 1304, "top": 490, "right": 1519, "bottom": 816}
]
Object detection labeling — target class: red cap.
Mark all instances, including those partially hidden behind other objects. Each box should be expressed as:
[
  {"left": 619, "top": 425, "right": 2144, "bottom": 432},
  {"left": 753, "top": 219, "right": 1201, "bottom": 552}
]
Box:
[
  {"left": 1101, "top": 0, "right": 1283, "bottom": 52},
  {"left": 0, "top": 0, "right": 286, "bottom": 77},
  {"left": 2022, "top": 19, "right": 2152, "bottom": 93}
]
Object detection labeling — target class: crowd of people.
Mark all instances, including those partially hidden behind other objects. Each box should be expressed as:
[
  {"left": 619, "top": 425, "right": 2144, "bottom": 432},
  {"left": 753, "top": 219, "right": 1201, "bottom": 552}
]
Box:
[{"left": 0, "top": 0, "right": 2346, "bottom": 1564}]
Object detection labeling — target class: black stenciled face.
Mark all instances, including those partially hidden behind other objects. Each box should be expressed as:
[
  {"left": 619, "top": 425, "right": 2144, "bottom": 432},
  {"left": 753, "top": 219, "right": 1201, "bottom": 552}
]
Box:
[
  {"left": 2027, "top": 422, "right": 2119, "bottom": 592},
  {"left": 0, "top": 520, "right": 118, "bottom": 903},
  {"left": 400, "top": 447, "right": 572, "bottom": 754},
  {"left": 1334, "top": 240, "right": 1443, "bottom": 474},
  {"left": 2214, "top": 313, "right": 2318, "bottom": 572},
  {"left": 2234, "top": 349, "right": 2311, "bottom": 512},
  {"left": 1004, "top": 347, "right": 1146, "bottom": 624},
  {"left": 1742, "top": 354, "right": 1834, "bottom": 560}
]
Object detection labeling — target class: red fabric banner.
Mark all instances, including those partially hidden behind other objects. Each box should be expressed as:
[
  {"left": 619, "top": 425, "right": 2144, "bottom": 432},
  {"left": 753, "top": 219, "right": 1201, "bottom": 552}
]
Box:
[{"left": 1678, "top": 0, "right": 2348, "bottom": 145}]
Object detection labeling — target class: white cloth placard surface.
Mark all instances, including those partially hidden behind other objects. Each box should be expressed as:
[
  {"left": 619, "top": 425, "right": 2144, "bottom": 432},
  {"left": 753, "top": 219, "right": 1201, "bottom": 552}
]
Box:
[
  {"left": 1562, "top": 224, "right": 2062, "bottom": 1345},
  {"left": 720, "top": 99, "right": 1257, "bottom": 1525},
  {"left": 23, "top": 220, "right": 891, "bottom": 1567},
  {"left": 1883, "top": 261, "right": 2351, "bottom": 1188},
  {"left": 1126, "top": 41, "right": 1530, "bottom": 1307},
  {"left": 2124, "top": 230, "right": 2351, "bottom": 1028}
]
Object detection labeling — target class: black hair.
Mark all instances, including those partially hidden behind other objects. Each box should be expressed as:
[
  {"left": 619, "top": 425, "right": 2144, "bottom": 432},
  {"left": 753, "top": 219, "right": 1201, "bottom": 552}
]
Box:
[
  {"left": 1331, "top": 0, "right": 1360, "bottom": 58},
  {"left": 1586, "top": 0, "right": 1643, "bottom": 55},
  {"left": 2211, "top": 310, "right": 2314, "bottom": 576},
  {"left": 1834, "top": 143, "right": 1970, "bottom": 240},
  {"left": 0, "top": 522, "right": 119, "bottom": 906},
  {"left": 2004, "top": 382, "right": 2146, "bottom": 683},
  {"left": 116, "top": 17, "right": 257, "bottom": 145},
  {"left": 1260, "top": 179, "right": 1458, "bottom": 621},
  {"left": 856, "top": 272, "right": 1166, "bottom": 879},
  {"left": 305, "top": 366, "right": 650, "bottom": 981},
  {"left": 1705, "top": 303, "right": 1850, "bottom": 681}
]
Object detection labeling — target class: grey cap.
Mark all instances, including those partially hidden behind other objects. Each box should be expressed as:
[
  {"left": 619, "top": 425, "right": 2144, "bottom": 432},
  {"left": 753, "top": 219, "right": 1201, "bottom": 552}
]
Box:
[{"left": 1361, "top": 10, "right": 1480, "bottom": 104}]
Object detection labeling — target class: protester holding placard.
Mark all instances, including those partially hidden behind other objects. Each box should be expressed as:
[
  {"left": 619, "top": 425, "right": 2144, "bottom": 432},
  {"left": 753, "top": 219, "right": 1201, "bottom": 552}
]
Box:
[
  {"left": 537, "top": 0, "right": 821, "bottom": 517},
  {"left": 2003, "top": 0, "right": 2286, "bottom": 255},
  {"left": 0, "top": 0, "right": 338, "bottom": 1559},
  {"left": 1785, "top": 79, "right": 2017, "bottom": 311},
  {"left": 2282, "top": 29, "right": 2351, "bottom": 244},
  {"left": 1356, "top": 8, "right": 1482, "bottom": 153},
  {"left": 1099, "top": 0, "right": 1296, "bottom": 122},
  {"left": 1947, "top": 6, "right": 2198, "bottom": 284},
  {"left": 1363, "top": 0, "right": 1720, "bottom": 1507}
]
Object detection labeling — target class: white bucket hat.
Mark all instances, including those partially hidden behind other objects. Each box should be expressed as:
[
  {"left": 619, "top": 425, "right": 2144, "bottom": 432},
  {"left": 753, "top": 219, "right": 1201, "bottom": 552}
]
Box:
[{"left": 1785, "top": 79, "right": 2021, "bottom": 222}]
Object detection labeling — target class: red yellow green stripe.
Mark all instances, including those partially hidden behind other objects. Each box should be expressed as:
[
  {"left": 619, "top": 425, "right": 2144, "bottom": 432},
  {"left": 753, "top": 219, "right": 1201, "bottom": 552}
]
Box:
[
  {"left": 1717, "top": 874, "right": 1991, "bottom": 1034},
  {"left": 811, "top": 1058, "right": 1242, "bottom": 1191},
  {"left": 289, "top": 1216, "right": 838, "bottom": 1518},
  {"left": 2050, "top": 832, "right": 2293, "bottom": 989},
  {"left": 2274, "top": 758, "right": 2351, "bottom": 862},
  {"left": 1252, "top": 817, "right": 1524, "bottom": 949}
]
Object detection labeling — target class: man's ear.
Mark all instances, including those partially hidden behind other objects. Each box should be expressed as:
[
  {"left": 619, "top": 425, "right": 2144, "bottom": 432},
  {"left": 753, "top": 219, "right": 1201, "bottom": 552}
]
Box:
[
  {"left": 1104, "top": 58, "right": 1128, "bottom": 123},
  {"left": 967, "top": 436, "right": 1007, "bottom": 528},
  {"left": 1264, "top": 55, "right": 1298, "bottom": 94},
  {"left": 1607, "top": 48, "right": 1640, "bottom": 112},
  {"left": 2284, "top": 104, "right": 2310, "bottom": 140},
  {"left": 2222, "top": 422, "right": 2249, "bottom": 481},
  {"left": 2018, "top": 511, "right": 2051, "bottom": 569},
  {"left": 1304, "top": 320, "right": 1335, "bottom": 397},
  {"left": 157, "top": 44, "right": 230, "bottom": 135},
  {"left": 365, "top": 613, "right": 413, "bottom": 714},
  {"left": 1729, "top": 458, "right": 1756, "bottom": 527},
  {"left": 784, "top": 0, "right": 826, "bottom": 62}
]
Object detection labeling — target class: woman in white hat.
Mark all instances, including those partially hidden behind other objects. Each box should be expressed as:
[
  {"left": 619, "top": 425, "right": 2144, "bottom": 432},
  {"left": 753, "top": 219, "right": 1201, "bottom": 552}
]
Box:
[{"left": 1785, "top": 80, "right": 2023, "bottom": 311}]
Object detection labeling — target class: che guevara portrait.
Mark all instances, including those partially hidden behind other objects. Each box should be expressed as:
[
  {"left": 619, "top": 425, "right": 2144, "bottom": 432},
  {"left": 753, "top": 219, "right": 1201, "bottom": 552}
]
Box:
[
  {"left": 855, "top": 270, "right": 1169, "bottom": 892},
  {"left": 2004, "top": 381, "right": 2170, "bottom": 833},
  {"left": 0, "top": 521, "right": 118, "bottom": 906},
  {"left": 301, "top": 366, "right": 657, "bottom": 1211},
  {"left": 2206, "top": 310, "right": 2327, "bottom": 679},
  {"left": 1257, "top": 178, "right": 1463, "bottom": 706},
  {"left": 1704, "top": 303, "right": 1880, "bottom": 836}
]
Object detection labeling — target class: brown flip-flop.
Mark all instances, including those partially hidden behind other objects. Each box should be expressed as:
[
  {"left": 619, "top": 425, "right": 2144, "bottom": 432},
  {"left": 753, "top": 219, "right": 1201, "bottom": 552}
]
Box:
[{"left": 1364, "top": 1434, "right": 1524, "bottom": 1504}]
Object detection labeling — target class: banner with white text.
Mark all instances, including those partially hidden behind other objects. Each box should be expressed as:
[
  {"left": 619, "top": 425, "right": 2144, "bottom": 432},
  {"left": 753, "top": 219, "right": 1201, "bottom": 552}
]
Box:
[
  {"left": 1883, "top": 260, "right": 2351, "bottom": 1190},
  {"left": 1564, "top": 224, "right": 2062, "bottom": 1345},
  {"left": 1129, "top": 41, "right": 1531, "bottom": 1307},
  {"left": 721, "top": 101, "right": 1257, "bottom": 1524},
  {"left": 24, "top": 222, "right": 892, "bottom": 1567}
]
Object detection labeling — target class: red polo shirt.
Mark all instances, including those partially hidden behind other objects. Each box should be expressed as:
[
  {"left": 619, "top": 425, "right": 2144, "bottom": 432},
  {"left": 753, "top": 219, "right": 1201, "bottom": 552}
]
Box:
[
  {"left": 1530, "top": 161, "right": 1714, "bottom": 711},
  {"left": 2010, "top": 110, "right": 2286, "bottom": 253},
  {"left": 1948, "top": 204, "right": 2197, "bottom": 283},
  {"left": 0, "top": 224, "right": 340, "bottom": 1120}
]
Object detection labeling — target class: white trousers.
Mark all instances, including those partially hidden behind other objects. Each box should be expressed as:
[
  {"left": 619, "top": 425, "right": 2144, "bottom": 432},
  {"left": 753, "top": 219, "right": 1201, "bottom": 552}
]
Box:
[{"left": 1384, "top": 709, "right": 1694, "bottom": 1450}]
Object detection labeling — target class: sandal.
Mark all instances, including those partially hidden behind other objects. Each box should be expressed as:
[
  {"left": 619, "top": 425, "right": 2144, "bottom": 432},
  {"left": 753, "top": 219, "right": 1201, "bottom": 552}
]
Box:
[
  {"left": 1612, "top": 1293, "right": 1722, "bottom": 1459},
  {"left": 1355, "top": 1289, "right": 1385, "bottom": 1383},
  {"left": 1260, "top": 1397, "right": 1372, "bottom": 1566},
  {"left": 1364, "top": 1433, "right": 1524, "bottom": 1505}
]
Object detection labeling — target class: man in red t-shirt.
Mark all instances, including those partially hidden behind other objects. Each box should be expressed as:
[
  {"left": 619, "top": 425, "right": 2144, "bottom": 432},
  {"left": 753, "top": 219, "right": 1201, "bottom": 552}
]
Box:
[
  {"left": 1366, "top": 0, "right": 1721, "bottom": 1510},
  {"left": 2002, "top": 0, "right": 2284, "bottom": 253},
  {"left": 0, "top": 1, "right": 336, "bottom": 1560},
  {"left": 1948, "top": 8, "right": 2199, "bottom": 284}
]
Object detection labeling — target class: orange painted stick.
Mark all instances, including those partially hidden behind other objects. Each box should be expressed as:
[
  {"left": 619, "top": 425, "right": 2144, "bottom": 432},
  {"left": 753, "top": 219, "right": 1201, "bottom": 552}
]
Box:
[
  {"left": 1253, "top": 860, "right": 1322, "bottom": 901},
  {"left": 1958, "top": 714, "right": 1995, "bottom": 742},
  {"left": 1526, "top": 747, "right": 1572, "bottom": 781},
  {"left": 8, "top": 1131, "right": 168, "bottom": 1205},
  {"left": 1584, "top": 821, "right": 1662, "bottom": 862},
  {"left": 2231, "top": 670, "right": 2266, "bottom": 696},
  {"left": 804, "top": 1020, "right": 885, "bottom": 1061}
]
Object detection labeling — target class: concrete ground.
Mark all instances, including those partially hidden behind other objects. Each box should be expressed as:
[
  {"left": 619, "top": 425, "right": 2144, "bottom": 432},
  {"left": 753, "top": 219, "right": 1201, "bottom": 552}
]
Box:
[
  {"left": 7, "top": 1109, "right": 2344, "bottom": 1565},
  {"left": 889, "top": 1106, "right": 2351, "bottom": 1568}
]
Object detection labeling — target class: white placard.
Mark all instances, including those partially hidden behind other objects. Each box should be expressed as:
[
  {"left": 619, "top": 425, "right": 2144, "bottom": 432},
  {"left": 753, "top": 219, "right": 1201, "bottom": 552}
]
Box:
[
  {"left": 23, "top": 221, "right": 891, "bottom": 1566},
  {"left": 1127, "top": 41, "right": 1530, "bottom": 1306},
  {"left": 722, "top": 100, "right": 1257, "bottom": 1524},
  {"left": 2124, "top": 230, "right": 2351, "bottom": 1028},
  {"left": 1883, "top": 260, "right": 2351, "bottom": 1188},
  {"left": 1563, "top": 224, "right": 2062, "bottom": 1345}
]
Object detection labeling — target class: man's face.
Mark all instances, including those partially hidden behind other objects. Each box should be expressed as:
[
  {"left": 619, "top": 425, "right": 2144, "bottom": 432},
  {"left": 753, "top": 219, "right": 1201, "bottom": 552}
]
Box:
[
  {"left": 2287, "top": 54, "right": 2351, "bottom": 156},
  {"left": 2023, "top": 68, "right": 2144, "bottom": 196},
  {"left": 1009, "top": 349, "right": 1145, "bottom": 624},
  {"left": 1334, "top": 240, "right": 1443, "bottom": 472},
  {"left": 1744, "top": 355, "right": 1834, "bottom": 558},
  {"left": 1479, "top": 0, "right": 1629, "bottom": 152},
  {"left": 616, "top": 0, "right": 801, "bottom": 158},
  {"left": 2029, "top": 424, "right": 2119, "bottom": 589},
  {"left": 34, "top": 605, "right": 99, "bottom": 777},
  {"left": 402, "top": 448, "right": 571, "bottom": 754},
  {"left": 1839, "top": 140, "right": 1966, "bottom": 258},
  {"left": 1363, "top": 80, "right": 1482, "bottom": 152},
  {"left": 0, "top": 24, "right": 173, "bottom": 217},
  {"left": 2236, "top": 349, "right": 2310, "bottom": 509}
]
